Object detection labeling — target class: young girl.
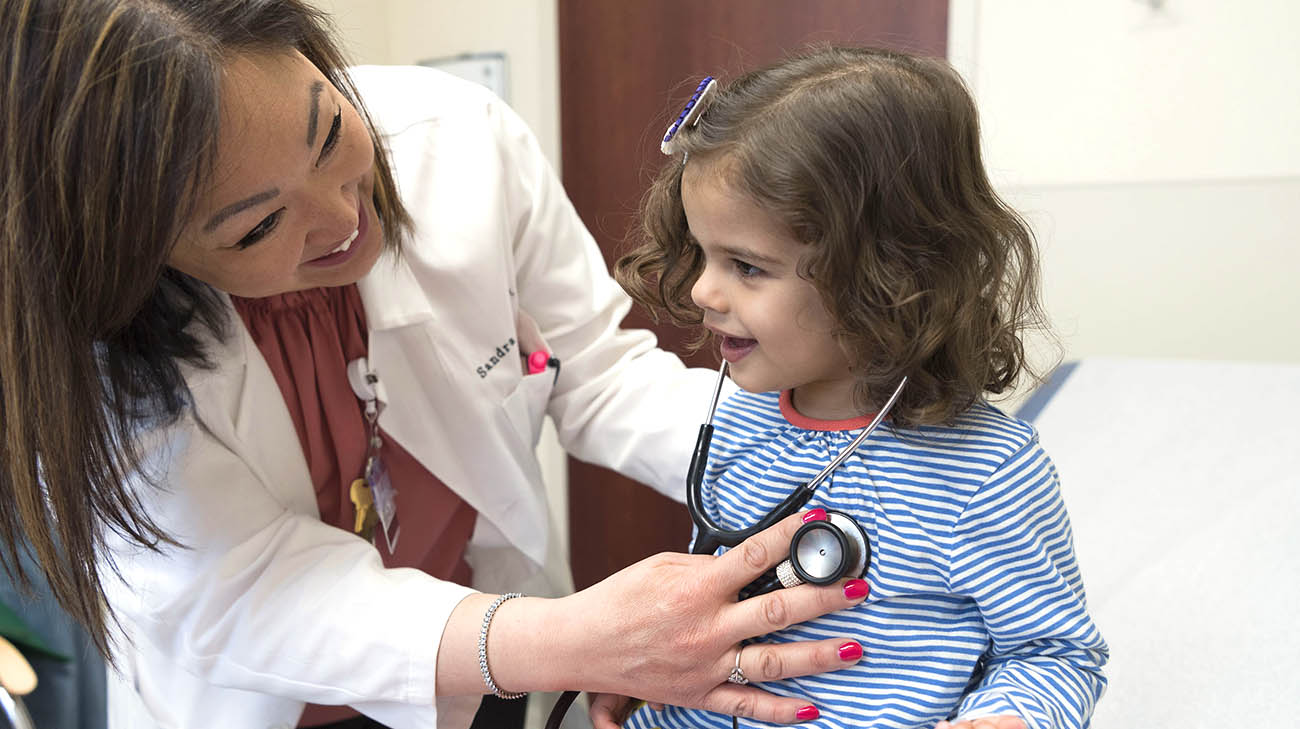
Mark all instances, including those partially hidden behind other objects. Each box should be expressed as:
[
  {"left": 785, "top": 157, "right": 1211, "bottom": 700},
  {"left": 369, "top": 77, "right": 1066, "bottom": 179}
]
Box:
[{"left": 605, "top": 47, "right": 1108, "bottom": 729}]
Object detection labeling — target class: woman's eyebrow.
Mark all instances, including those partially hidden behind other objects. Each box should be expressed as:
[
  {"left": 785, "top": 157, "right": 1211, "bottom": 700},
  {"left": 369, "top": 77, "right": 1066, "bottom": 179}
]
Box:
[
  {"left": 202, "top": 188, "right": 280, "bottom": 233},
  {"left": 306, "top": 80, "right": 324, "bottom": 147},
  {"left": 201, "top": 79, "right": 320, "bottom": 235}
]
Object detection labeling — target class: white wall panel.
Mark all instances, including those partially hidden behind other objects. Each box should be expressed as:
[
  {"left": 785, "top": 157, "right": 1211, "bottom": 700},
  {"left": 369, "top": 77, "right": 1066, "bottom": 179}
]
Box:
[
  {"left": 951, "top": 0, "right": 1300, "bottom": 187},
  {"left": 949, "top": 0, "right": 1299, "bottom": 391}
]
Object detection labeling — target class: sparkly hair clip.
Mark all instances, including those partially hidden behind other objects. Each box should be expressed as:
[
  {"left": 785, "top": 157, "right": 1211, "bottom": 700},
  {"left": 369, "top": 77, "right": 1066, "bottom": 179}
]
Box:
[{"left": 660, "top": 76, "right": 718, "bottom": 156}]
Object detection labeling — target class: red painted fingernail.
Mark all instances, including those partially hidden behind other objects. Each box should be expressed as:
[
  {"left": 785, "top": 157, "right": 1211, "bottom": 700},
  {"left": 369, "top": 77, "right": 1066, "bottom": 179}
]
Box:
[
  {"left": 838, "top": 641, "right": 862, "bottom": 661},
  {"left": 801, "top": 508, "right": 827, "bottom": 523},
  {"left": 843, "top": 579, "right": 869, "bottom": 600},
  {"left": 796, "top": 705, "right": 820, "bottom": 720}
]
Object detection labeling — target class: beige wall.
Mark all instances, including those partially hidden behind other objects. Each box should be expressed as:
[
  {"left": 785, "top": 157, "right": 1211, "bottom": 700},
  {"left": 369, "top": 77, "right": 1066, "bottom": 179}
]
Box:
[
  {"left": 949, "top": 0, "right": 1300, "bottom": 403},
  {"left": 313, "top": 0, "right": 393, "bottom": 69},
  {"left": 314, "top": 0, "right": 561, "bottom": 166}
]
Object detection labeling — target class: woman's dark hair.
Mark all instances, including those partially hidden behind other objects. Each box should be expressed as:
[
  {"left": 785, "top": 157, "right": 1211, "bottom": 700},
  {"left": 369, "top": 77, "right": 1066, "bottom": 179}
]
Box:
[
  {"left": 617, "top": 45, "right": 1052, "bottom": 426},
  {"left": 0, "top": 0, "right": 412, "bottom": 656}
]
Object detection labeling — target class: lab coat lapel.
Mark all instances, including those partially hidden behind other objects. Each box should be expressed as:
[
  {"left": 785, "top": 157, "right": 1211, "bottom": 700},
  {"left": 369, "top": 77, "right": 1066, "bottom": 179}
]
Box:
[
  {"left": 354, "top": 247, "right": 435, "bottom": 331},
  {"left": 356, "top": 249, "right": 550, "bottom": 568},
  {"left": 184, "top": 299, "right": 319, "bottom": 518}
]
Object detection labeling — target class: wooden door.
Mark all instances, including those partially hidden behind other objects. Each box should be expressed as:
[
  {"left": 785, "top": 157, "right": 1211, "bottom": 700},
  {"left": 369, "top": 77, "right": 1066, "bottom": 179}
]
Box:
[{"left": 559, "top": 0, "right": 948, "bottom": 590}]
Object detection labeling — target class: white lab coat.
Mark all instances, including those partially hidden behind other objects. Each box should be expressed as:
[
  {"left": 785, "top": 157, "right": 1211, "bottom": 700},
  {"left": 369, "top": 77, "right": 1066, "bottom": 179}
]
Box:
[{"left": 101, "top": 66, "right": 713, "bottom": 729}]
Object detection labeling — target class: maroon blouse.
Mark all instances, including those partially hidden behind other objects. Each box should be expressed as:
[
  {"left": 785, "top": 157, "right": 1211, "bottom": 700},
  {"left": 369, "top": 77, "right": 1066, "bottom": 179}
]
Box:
[{"left": 232, "top": 285, "right": 477, "bottom": 727}]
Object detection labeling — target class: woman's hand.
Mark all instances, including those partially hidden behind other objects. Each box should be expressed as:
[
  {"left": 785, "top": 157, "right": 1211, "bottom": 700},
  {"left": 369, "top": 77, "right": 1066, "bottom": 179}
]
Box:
[{"left": 537, "top": 511, "right": 868, "bottom": 724}]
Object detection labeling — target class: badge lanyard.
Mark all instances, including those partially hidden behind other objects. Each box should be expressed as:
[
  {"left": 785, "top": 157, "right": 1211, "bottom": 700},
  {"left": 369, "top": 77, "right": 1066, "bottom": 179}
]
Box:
[{"left": 347, "top": 358, "right": 400, "bottom": 551}]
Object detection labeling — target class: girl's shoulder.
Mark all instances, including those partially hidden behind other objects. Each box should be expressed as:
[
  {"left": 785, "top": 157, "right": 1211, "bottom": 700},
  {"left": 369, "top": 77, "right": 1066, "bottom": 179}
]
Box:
[
  {"left": 892, "top": 400, "right": 1046, "bottom": 479},
  {"left": 938, "top": 400, "right": 1039, "bottom": 448}
]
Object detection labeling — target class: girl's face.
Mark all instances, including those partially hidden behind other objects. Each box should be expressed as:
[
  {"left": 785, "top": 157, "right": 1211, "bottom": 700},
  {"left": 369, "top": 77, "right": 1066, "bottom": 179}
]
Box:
[
  {"left": 168, "top": 50, "right": 382, "bottom": 298},
  {"left": 683, "top": 160, "right": 857, "bottom": 420}
]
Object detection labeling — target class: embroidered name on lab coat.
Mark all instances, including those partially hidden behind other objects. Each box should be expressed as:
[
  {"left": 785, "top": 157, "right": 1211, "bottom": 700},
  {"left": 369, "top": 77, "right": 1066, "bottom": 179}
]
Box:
[{"left": 476, "top": 337, "right": 517, "bottom": 378}]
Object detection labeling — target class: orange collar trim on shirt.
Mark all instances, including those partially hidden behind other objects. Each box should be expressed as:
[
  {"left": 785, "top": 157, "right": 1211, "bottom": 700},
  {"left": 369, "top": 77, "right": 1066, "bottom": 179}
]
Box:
[{"left": 778, "top": 390, "right": 879, "bottom": 432}]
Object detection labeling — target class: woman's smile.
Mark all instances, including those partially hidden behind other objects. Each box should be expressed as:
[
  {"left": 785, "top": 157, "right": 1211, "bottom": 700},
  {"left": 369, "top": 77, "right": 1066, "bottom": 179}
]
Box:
[{"left": 303, "top": 194, "right": 370, "bottom": 267}]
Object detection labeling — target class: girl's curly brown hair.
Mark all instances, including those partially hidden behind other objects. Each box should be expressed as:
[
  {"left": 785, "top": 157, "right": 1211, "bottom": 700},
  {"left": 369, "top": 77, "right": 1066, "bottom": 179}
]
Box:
[{"left": 616, "top": 45, "right": 1053, "bottom": 427}]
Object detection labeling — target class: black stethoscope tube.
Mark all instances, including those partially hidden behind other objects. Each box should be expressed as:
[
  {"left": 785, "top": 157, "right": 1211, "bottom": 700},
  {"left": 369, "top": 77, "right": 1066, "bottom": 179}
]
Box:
[
  {"left": 687, "top": 420, "right": 816, "bottom": 557},
  {"left": 688, "top": 361, "right": 907, "bottom": 560}
]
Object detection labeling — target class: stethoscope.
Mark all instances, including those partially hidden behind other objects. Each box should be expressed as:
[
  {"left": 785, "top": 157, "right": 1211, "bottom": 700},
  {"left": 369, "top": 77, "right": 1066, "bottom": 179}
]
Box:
[
  {"left": 688, "top": 362, "right": 907, "bottom": 600},
  {"left": 543, "top": 364, "right": 907, "bottom": 729}
]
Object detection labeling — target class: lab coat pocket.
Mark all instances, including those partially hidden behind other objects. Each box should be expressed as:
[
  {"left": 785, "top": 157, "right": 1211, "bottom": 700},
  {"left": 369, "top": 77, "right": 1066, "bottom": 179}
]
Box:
[{"left": 502, "top": 370, "right": 554, "bottom": 447}]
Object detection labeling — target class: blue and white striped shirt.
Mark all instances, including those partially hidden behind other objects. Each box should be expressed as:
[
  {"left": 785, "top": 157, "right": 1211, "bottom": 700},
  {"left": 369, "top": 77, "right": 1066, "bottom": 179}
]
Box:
[{"left": 626, "top": 390, "right": 1107, "bottom": 729}]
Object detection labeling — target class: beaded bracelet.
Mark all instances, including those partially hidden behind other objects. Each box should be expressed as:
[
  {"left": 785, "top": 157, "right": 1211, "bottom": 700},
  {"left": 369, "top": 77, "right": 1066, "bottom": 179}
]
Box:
[{"left": 477, "top": 592, "right": 527, "bottom": 700}]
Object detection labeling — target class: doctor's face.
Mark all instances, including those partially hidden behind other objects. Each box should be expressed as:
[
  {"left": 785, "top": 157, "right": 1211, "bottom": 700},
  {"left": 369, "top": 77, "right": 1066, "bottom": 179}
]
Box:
[{"left": 168, "top": 50, "right": 383, "bottom": 298}]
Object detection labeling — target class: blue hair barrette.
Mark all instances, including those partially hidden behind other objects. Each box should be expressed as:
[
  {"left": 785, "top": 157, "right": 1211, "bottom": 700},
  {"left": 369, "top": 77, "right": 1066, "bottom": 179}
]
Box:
[{"left": 660, "top": 76, "right": 718, "bottom": 156}]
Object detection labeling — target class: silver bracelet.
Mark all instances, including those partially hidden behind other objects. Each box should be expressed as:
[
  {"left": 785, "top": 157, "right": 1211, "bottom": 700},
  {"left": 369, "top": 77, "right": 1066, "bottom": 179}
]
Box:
[{"left": 477, "top": 592, "right": 527, "bottom": 700}]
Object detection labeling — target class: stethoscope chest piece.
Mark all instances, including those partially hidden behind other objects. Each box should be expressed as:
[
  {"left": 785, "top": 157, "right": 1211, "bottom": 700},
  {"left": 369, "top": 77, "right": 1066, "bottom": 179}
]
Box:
[{"left": 777, "top": 510, "right": 870, "bottom": 588}]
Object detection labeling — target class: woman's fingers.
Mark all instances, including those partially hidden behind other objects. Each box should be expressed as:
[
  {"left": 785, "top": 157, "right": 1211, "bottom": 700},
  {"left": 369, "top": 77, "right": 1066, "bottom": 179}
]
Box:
[
  {"left": 728, "top": 638, "right": 864, "bottom": 685},
  {"left": 697, "top": 684, "right": 822, "bottom": 724},
  {"left": 646, "top": 639, "right": 860, "bottom": 725},
  {"left": 723, "top": 575, "right": 869, "bottom": 640},
  {"left": 551, "top": 510, "right": 866, "bottom": 714},
  {"left": 708, "top": 511, "right": 813, "bottom": 593}
]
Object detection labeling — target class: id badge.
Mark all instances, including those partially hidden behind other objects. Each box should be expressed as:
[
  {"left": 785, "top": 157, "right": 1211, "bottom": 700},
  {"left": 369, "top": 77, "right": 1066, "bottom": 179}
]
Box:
[{"left": 366, "top": 457, "right": 401, "bottom": 551}]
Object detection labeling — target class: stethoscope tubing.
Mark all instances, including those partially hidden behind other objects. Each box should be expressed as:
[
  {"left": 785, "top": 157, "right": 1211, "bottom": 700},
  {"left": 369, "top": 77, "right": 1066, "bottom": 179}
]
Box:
[{"left": 687, "top": 361, "right": 907, "bottom": 557}]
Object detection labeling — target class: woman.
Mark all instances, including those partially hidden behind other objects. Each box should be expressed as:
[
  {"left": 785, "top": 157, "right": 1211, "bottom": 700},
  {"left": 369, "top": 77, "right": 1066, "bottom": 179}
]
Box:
[{"left": 0, "top": 1, "right": 869, "bottom": 728}]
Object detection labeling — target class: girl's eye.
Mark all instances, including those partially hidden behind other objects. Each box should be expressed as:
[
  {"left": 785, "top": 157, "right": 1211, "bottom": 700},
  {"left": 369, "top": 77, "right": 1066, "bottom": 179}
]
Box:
[
  {"left": 734, "top": 259, "right": 763, "bottom": 278},
  {"left": 317, "top": 107, "right": 342, "bottom": 165},
  {"left": 236, "top": 209, "right": 284, "bottom": 249}
]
